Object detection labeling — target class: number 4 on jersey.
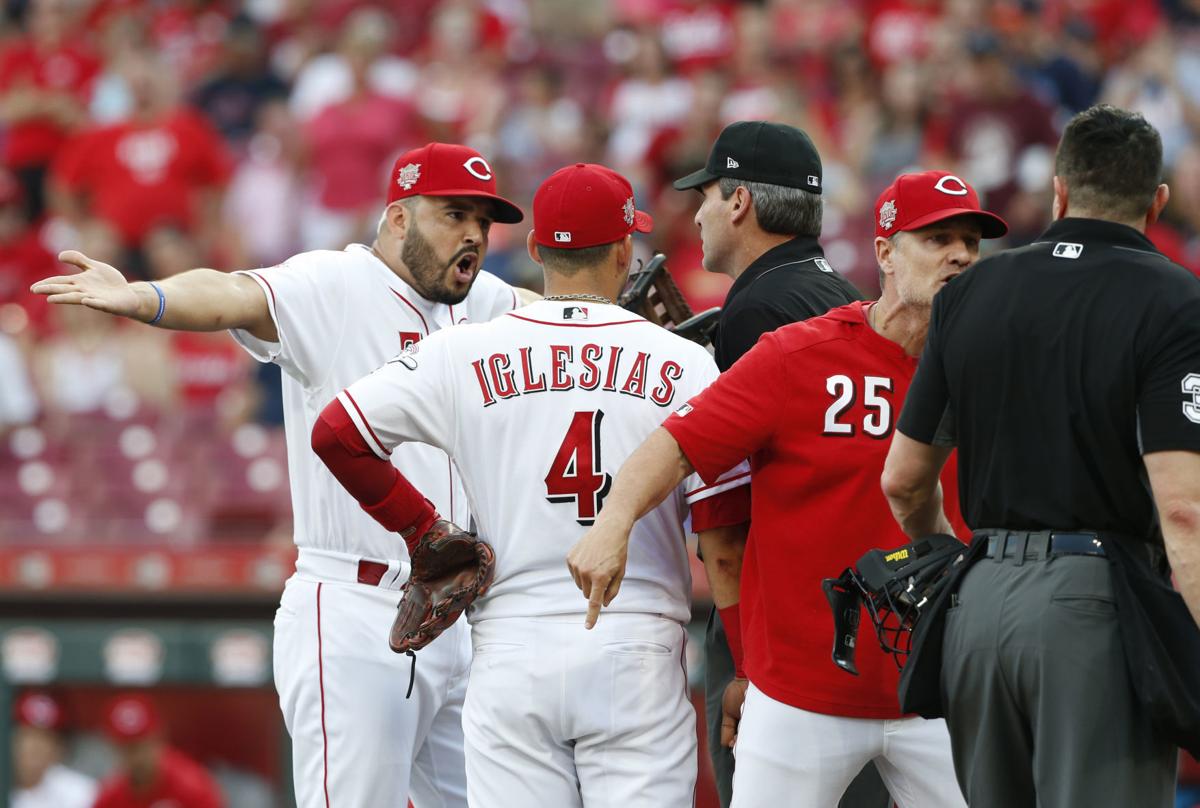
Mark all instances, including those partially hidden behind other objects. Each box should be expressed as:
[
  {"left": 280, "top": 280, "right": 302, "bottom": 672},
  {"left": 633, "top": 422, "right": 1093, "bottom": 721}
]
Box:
[{"left": 546, "top": 410, "right": 613, "bottom": 525}]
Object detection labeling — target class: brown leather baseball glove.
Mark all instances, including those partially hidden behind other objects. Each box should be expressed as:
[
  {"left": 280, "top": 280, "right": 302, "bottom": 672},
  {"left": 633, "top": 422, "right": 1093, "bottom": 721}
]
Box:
[
  {"left": 619, "top": 253, "right": 721, "bottom": 346},
  {"left": 389, "top": 520, "right": 496, "bottom": 654}
]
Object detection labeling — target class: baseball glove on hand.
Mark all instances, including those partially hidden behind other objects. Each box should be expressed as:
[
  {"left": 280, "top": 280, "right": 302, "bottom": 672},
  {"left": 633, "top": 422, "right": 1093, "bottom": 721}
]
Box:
[
  {"left": 389, "top": 520, "right": 496, "bottom": 654},
  {"left": 619, "top": 254, "right": 721, "bottom": 346}
]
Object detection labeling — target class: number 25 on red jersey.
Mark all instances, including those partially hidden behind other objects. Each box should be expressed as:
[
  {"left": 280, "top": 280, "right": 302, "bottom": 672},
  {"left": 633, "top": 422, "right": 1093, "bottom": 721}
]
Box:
[{"left": 822, "top": 375, "right": 894, "bottom": 438}]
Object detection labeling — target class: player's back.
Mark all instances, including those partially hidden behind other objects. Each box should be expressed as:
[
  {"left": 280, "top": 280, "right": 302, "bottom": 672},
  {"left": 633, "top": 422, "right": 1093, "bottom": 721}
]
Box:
[{"left": 363, "top": 299, "right": 723, "bottom": 622}]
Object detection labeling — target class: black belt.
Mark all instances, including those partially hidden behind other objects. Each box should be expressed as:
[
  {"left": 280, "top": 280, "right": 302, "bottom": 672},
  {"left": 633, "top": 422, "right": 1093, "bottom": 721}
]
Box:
[{"left": 980, "top": 529, "right": 1107, "bottom": 561}]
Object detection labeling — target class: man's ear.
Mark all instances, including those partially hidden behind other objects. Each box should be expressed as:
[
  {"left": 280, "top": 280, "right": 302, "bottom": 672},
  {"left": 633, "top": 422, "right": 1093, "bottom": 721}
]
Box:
[
  {"left": 383, "top": 200, "right": 411, "bottom": 239},
  {"left": 875, "top": 235, "right": 897, "bottom": 287},
  {"left": 729, "top": 185, "right": 753, "bottom": 226},
  {"left": 1145, "top": 183, "right": 1170, "bottom": 228},
  {"left": 526, "top": 230, "right": 543, "bottom": 265},
  {"left": 1052, "top": 176, "right": 1067, "bottom": 221}
]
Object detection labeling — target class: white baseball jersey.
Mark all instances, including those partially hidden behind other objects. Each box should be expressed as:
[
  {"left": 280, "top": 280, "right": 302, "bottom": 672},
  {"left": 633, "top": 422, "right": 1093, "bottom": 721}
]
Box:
[
  {"left": 339, "top": 299, "right": 750, "bottom": 623},
  {"left": 231, "top": 243, "right": 518, "bottom": 560}
]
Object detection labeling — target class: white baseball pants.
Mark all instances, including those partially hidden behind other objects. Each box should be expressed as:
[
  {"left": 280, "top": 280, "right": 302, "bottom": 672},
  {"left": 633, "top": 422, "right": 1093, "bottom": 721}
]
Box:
[
  {"left": 462, "top": 613, "right": 697, "bottom": 808},
  {"left": 731, "top": 683, "right": 965, "bottom": 808},
  {"left": 274, "top": 548, "right": 471, "bottom": 808}
]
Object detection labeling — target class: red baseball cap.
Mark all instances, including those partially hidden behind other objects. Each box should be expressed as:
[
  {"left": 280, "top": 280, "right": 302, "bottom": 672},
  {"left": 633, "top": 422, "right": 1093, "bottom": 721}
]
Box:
[
  {"left": 875, "top": 170, "right": 1008, "bottom": 239},
  {"left": 14, "top": 692, "right": 67, "bottom": 731},
  {"left": 533, "top": 163, "right": 653, "bottom": 249},
  {"left": 386, "top": 143, "right": 523, "bottom": 224},
  {"left": 104, "top": 694, "right": 162, "bottom": 743}
]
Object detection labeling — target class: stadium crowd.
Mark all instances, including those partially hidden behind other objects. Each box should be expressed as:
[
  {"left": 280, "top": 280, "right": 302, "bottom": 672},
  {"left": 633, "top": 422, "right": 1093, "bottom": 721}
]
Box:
[{"left": 2, "top": 0, "right": 1200, "bottom": 545}]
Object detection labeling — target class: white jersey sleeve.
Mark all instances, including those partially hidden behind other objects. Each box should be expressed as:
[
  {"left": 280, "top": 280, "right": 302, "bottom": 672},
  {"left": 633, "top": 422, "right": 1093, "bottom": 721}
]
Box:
[
  {"left": 229, "top": 251, "right": 349, "bottom": 387},
  {"left": 336, "top": 328, "right": 459, "bottom": 460},
  {"left": 468, "top": 270, "right": 520, "bottom": 321}
]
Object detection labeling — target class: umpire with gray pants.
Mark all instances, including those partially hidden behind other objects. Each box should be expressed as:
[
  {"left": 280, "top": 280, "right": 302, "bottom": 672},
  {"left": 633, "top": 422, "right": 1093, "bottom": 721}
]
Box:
[
  {"left": 881, "top": 104, "right": 1200, "bottom": 807},
  {"left": 673, "top": 121, "right": 888, "bottom": 808}
]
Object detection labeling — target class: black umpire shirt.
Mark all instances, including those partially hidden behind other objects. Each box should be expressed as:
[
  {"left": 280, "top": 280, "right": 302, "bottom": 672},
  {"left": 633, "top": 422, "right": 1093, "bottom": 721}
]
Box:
[
  {"left": 898, "top": 217, "right": 1200, "bottom": 542},
  {"left": 714, "top": 236, "right": 863, "bottom": 370}
]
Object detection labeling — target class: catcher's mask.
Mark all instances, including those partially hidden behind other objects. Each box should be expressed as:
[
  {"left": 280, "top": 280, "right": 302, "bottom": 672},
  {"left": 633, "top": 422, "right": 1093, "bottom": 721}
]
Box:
[{"left": 821, "top": 534, "right": 966, "bottom": 675}]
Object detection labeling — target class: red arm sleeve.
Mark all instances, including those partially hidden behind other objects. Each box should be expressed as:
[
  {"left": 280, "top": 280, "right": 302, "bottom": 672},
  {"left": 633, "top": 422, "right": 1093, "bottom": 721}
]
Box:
[{"left": 312, "top": 397, "right": 436, "bottom": 550}]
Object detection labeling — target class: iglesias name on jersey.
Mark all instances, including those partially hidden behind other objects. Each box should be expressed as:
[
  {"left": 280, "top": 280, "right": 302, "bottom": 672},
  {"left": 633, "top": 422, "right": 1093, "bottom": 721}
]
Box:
[
  {"left": 230, "top": 243, "right": 518, "bottom": 560},
  {"left": 338, "top": 300, "right": 750, "bottom": 623}
]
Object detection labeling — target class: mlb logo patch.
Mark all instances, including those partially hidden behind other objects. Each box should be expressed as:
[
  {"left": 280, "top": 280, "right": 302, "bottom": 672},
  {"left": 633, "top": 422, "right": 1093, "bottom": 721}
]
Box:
[
  {"left": 563, "top": 306, "right": 589, "bottom": 321},
  {"left": 814, "top": 258, "right": 833, "bottom": 273},
  {"left": 1052, "top": 242, "right": 1083, "bottom": 259},
  {"left": 675, "top": 403, "right": 693, "bottom": 417},
  {"left": 808, "top": 175, "right": 820, "bottom": 188},
  {"left": 554, "top": 231, "right": 572, "bottom": 243}
]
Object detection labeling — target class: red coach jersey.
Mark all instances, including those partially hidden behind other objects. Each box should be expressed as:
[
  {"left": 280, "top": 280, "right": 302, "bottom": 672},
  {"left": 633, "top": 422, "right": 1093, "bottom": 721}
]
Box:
[{"left": 663, "top": 301, "right": 967, "bottom": 719}]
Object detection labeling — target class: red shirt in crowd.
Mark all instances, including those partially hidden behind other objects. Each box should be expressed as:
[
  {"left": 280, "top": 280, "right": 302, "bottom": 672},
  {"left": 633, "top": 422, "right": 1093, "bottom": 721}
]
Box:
[
  {"left": 170, "top": 331, "right": 247, "bottom": 407},
  {"left": 0, "top": 40, "right": 100, "bottom": 168},
  {"left": 305, "top": 92, "right": 416, "bottom": 212},
  {"left": 663, "top": 301, "right": 967, "bottom": 719},
  {"left": 93, "top": 746, "right": 223, "bottom": 808},
  {"left": 52, "top": 109, "right": 231, "bottom": 247}
]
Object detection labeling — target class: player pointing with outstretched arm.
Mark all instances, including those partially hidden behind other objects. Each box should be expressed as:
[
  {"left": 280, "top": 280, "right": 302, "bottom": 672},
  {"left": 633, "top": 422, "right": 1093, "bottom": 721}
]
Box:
[
  {"left": 32, "top": 143, "right": 528, "bottom": 808},
  {"left": 313, "top": 162, "right": 750, "bottom": 807}
]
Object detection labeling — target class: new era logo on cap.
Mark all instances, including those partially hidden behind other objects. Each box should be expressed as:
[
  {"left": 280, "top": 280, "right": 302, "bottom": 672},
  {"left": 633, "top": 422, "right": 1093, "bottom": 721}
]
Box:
[
  {"left": 554, "top": 231, "right": 572, "bottom": 243},
  {"left": 1052, "top": 242, "right": 1083, "bottom": 259},
  {"left": 727, "top": 157, "right": 740, "bottom": 169}
]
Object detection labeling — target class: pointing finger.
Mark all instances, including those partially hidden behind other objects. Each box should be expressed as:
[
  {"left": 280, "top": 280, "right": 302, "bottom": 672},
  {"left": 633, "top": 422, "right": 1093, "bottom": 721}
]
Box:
[{"left": 585, "top": 576, "right": 608, "bottom": 629}]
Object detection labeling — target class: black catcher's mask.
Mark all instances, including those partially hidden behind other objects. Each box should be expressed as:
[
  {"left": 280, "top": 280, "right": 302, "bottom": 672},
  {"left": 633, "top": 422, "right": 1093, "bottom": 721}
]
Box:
[{"left": 822, "top": 534, "right": 966, "bottom": 675}]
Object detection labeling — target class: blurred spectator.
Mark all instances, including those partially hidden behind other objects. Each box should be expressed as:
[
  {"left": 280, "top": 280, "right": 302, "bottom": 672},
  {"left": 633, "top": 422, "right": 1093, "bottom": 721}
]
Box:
[
  {"left": 49, "top": 50, "right": 233, "bottom": 275},
  {"left": 605, "top": 29, "right": 693, "bottom": 170},
  {"left": 30, "top": 219, "right": 171, "bottom": 418},
  {"left": 94, "top": 694, "right": 224, "bottom": 808},
  {"left": 11, "top": 691, "right": 97, "bottom": 808},
  {"left": 413, "top": 0, "right": 508, "bottom": 143},
  {"left": 287, "top": 7, "right": 416, "bottom": 123},
  {"left": 142, "top": 224, "right": 254, "bottom": 424},
  {"left": 300, "top": 36, "right": 418, "bottom": 251},
  {"left": 192, "top": 15, "right": 289, "bottom": 149},
  {"left": 0, "top": 169, "right": 57, "bottom": 334},
  {"left": 656, "top": 0, "right": 738, "bottom": 73},
  {"left": 495, "top": 66, "right": 586, "bottom": 197},
  {"left": 0, "top": 332, "right": 38, "bottom": 429},
  {"left": 1102, "top": 29, "right": 1200, "bottom": 168},
  {"left": 0, "top": 0, "right": 101, "bottom": 221},
  {"left": 222, "top": 99, "right": 303, "bottom": 266},
  {"left": 865, "top": 0, "right": 941, "bottom": 69},
  {"left": 929, "top": 31, "right": 1058, "bottom": 220}
]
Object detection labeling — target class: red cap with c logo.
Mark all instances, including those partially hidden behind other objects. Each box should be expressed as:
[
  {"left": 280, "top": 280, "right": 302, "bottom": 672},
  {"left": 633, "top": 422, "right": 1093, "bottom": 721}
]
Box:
[
  {"left": 875, "top": 170, "right": 1008, "bottom": 239},
  {"left": 386, "top": 143, "right": 524, "bottom": 224}
]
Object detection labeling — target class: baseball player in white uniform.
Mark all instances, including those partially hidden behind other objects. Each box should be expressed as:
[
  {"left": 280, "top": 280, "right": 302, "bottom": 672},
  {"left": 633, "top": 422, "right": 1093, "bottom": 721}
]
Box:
[
  {"left": 31, "top": 142, "right": 529, "bottom": 808},
  {"left": 311, "top": 163, "right": 751, "bottom": 807}
]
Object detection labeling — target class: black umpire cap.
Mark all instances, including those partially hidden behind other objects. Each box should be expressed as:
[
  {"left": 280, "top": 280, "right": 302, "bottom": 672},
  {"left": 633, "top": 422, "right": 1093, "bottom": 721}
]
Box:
[{"left": 673, "top": 121, "right": 823, "bottom": 194}]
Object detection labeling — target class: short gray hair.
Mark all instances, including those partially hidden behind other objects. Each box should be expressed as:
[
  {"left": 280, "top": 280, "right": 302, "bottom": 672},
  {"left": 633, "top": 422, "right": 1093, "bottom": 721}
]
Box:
[{"left": 718, "top": 176, "right": 822, "bottom": 238}]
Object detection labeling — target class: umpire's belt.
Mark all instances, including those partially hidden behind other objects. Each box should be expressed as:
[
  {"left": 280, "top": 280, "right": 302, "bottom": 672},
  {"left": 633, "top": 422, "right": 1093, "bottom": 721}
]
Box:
[{"left": 978, "top": 529, "right": 1107, "bottom": 561}]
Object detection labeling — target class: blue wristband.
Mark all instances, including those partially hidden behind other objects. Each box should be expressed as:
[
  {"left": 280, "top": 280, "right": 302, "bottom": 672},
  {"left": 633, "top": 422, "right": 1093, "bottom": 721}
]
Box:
[{"left": 148, "top": 282, "right": 166, "bottom": 325}]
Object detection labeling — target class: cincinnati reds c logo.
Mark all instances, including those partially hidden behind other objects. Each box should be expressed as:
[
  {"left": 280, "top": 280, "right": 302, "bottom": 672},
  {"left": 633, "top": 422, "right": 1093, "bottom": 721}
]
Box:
[
  {"left": 463, "top": 157, "right": 493, "bottom": 181},
  {"left": 933, "top": 175, "right": 969, "bottom": 196}
]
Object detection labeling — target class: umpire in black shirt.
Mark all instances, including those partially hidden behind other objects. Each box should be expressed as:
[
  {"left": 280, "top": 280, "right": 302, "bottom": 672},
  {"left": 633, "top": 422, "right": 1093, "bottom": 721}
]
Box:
[
  {"left": 674, "top": 121, "right": 885, "bottom": 808},
  {"left": 882, "top": 104, "right": 1200, "bottom": 807}
]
